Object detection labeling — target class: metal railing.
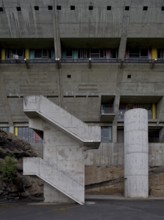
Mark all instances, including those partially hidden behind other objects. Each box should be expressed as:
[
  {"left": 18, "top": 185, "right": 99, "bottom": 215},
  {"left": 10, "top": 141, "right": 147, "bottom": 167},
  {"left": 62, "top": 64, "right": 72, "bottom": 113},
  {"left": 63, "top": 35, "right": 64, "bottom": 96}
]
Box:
[{"left": 1, "top": 58, "right": 164, "bottom": 64}]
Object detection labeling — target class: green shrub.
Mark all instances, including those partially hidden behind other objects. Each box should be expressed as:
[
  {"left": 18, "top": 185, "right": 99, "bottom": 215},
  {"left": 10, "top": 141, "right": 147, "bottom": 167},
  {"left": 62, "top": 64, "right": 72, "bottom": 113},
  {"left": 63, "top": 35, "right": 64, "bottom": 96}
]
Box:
[{"left": 1, "top": 156, "right": 17, "bottom": 183}]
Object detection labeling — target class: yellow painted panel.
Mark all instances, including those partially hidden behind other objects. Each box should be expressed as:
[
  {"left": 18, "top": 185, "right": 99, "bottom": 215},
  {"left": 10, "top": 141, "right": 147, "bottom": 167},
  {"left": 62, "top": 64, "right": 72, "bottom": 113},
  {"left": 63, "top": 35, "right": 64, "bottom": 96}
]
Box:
[
  {"left": 25, "top": 49, "right": 29, "bottom": 60},
  {"left": 1, "top": 49, "right": 5, "bottom": 60},
  {"left": 152, "top": 104, "right": 156, "bottom": 120},
  {"left": 152, "top": 49, "right": 157, "bottom": 60},
  {"left": 14, "top": 127, "right": 18, "bottom": 136}
]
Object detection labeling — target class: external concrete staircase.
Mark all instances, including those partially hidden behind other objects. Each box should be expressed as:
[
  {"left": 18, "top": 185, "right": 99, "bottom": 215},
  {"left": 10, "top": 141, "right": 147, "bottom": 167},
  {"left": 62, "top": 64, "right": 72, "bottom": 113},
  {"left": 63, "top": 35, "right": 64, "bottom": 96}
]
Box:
[
  {"left": 23, "top": 157, "right": 84, "bottom": 205},
  {"left": 23, "top": 96, "right": 100, "bottom": 205},
  {"left": 23, "top": 95, "right": 100, "bottom": 147}
]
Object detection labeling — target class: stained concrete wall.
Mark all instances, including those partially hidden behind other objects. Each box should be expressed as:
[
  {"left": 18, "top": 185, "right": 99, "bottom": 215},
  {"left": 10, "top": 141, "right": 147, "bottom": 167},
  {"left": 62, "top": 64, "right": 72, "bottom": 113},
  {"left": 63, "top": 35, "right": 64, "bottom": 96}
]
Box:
[
  {"left": 1, "top": 0, "right": 164, "bottom": 38},
  {"left": 43, "top": 122, "right": 84, "bottom": 203},
  {"left": 85, "top": 143, "right": 164, "bottom": 167},
  {"left": 1, "top": 63, "right": 164, "bottom": 124}
]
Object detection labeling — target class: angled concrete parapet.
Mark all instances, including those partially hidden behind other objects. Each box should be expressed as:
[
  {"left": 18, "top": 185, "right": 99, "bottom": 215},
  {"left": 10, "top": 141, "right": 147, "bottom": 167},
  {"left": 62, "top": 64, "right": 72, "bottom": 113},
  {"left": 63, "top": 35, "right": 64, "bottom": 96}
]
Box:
[{"left": 23, "top": 96, "right": 100, "bottom": 204}]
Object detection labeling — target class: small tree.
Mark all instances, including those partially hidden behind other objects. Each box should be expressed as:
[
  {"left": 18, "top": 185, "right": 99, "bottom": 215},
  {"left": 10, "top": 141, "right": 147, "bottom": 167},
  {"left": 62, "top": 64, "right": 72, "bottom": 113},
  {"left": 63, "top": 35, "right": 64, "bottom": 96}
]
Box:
[{"left": 1, "top": 156, "right": 17, "bottom": 183}]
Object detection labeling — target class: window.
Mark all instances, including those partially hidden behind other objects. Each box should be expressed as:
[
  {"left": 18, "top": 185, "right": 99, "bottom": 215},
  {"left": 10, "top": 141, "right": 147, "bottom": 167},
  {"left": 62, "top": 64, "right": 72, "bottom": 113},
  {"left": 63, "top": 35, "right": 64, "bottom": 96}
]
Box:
[
  {"left": 161, "top": 6, "right": 164, "bottom": 11},
  {"left": 128, "top": 48, "right": 148, "bottom": 59},
  {"left": 125, "top": 6, "right": 130, "bottom": 11},
  {"left": 34, "top": 49, "right": 51, "bottom": 58},
  {"left": 35, "top": 49, "right": 42, "bottom": 58},
  {"left": 16, "top": 6, "right": 21, "bottom": 11},
  {"left": 140, "top": 49, "right": 148, "bottom": 58},
  {"left": 48, "top": 5, "right": 53, "bottom": 10},
  {"left": 110, "top": 49, "right": 118, "bottom": 58},
  {"left": 118, "top": 103, "right": 152, "bottom": 119},
  {"left": 149, "top": 129, "right": 160, "bottom": 143},
  {"left": 101, "top": 127, "right": 112, "bottom": 143},
  {"left": 0, "top": 7, "right": 3, "bottom": 12},
  {"left": 66, "top": 49, "right": 72, "bottom": 58},
  {"left": 0, "top": 127, "right": 9, "bottom": 132},
  {"left": 89, "top": 5, "right": 93, "bottom": 10},
  {"left": 70, "top": 5, "right": 75, "bottom": 10},
  {"left": 57, "top": 5, "right": 61, "bottom": 10},
  {"left": 6, "top": 49, "right": 25, "bottom": 59},
  {"left": 34, "top": 6, "right": 39, "bottom": 11},
  {"left": 129, "top": 49, "right": 140, "bottom": 58},
  {"left": 101, "top": 104, "right": 113, "bottom": 114},
  {"left": 15, "top": 127, "right": 43, "bottom": 144},
  {"left": 107, "top": 6, "right": 111, "bottom": 10},
  {"left": 143, "top": 6, "right": 148, "bottom": 11},
  {"left": 158, "top": 49, "right": 164, "bottom": 59}
]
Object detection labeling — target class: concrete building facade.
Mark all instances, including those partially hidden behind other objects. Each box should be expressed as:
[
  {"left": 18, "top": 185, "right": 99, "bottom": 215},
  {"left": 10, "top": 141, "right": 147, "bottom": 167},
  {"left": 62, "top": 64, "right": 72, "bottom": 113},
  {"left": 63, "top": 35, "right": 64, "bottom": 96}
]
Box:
[{"left": 0, "top": 0, "right": 164, "bottom": 199}]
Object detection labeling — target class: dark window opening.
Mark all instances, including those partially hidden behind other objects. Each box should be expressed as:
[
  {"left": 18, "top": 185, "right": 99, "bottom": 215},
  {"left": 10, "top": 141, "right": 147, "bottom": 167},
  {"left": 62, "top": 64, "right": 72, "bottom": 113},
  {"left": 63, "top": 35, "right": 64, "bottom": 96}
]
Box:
[
  {"left": 158, "top": 49, "right": 164, "bottom": 59},
  {"left": 35, "top": 49, "right": 42, "bottom": 58},
  {"left": 101, "top": 127, "right": 112, "bottom": 143},
  {"left": 0, "top": 7, "right": 3, "bottom": 12},
  {"left": 125, "top": 6, "right": 130, "bottom": 11},
  {"left": 89, "top": 5, "right": 93, "bottom": 10},
  {"left": 143, "top": 6, "right": 148, "bottom": 11},
  {"left": 129, "top": 49, "right": 140, "bottom": 58},
  {"left": 57, "top": 5, "right": 61, "bottom": 10},
  {"left": 149, "top": 129, "right": 160, "bottom": 143},
  {"left": 70, "top": 5, "right": 75, "bottom": 10},
  {"left": 140, "top": 49, "right": 148, "bottom": 57},
  {"left": 127, "top": 74, "right": 131, "bottom": 79},
  {"left": 101, "top": 104, "right": 113, "bottom": 114},
  {"left": 161, "top": 6, "right": 164, "bottom": 11},
  {"left": 110, "top": 49, "right": 118, "bottom": 58},
  {"left": 48, "top": 5, "right": 53, "bottom": 10},
  {"left": 34, "top": 6, "right": 39, "bottom": 11},
  {"left": 66, "top": 49, "right": 72, "bottom": 58},
  {"left": 67, "top": 74, "right": 71, "bottom": 78},
  {"left": 107, "top": 6, "right": 112, "bottom": 10},
  {"left": 16, "top": 7, "right": 21, "bottom": 11},
  {"left": 6, "top": 49, "right": 25, "bottom": 59}
]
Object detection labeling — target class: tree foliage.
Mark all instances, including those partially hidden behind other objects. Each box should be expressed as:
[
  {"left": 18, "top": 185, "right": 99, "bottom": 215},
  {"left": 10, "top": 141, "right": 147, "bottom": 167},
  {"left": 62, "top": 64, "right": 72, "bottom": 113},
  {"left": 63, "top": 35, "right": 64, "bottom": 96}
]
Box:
[{"left": 0, "top": 156, "right": 17, "bottom": 183}]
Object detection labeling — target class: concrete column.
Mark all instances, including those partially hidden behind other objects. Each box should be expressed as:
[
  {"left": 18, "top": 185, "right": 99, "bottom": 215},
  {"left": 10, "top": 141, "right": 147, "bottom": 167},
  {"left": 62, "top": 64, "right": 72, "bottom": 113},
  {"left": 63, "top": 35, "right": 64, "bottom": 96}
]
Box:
[
  {"left": 53, "top": 0, "right": 61, "bottom": 59},
  {"left": 118, "top": 34, "right": 127, "bottom": 60},
  {"left": 124, "top": 108, "right": 148, "bottom": 198}
]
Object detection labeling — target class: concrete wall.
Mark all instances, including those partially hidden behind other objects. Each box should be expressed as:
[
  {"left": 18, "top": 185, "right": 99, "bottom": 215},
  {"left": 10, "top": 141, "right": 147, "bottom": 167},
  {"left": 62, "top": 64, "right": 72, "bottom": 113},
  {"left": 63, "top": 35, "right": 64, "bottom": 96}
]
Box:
[
  {"left": 1, "top": 0, "right": 164, "bottom": 39},
  {"left": 85, "top": 143, "right": 164, "bottom": 167},
  {"left": 1, "top": 63, "right": 164, "bottom": 124}
]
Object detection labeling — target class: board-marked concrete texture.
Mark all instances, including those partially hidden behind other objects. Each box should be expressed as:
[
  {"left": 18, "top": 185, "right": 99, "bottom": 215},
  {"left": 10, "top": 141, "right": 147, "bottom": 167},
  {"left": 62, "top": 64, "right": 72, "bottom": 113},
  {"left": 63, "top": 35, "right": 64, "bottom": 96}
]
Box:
[
  {"left": 23, "top": 96, "right": 100, "bottom": 204},
  {"left": 124, "top": 108, "right": 148, "bottom": 198}
]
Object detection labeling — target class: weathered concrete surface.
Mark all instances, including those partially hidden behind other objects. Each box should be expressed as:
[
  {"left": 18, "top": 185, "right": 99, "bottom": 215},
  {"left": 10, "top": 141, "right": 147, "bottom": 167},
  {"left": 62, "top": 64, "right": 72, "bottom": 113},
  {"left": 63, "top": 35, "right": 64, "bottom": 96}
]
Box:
[
  {"left": 85, "top": 165, "right": 164, "bottom": 197},
  {"left": 85, "top": 166, "right": 124, "bottom": 195},
  {"left": 23, "top": 96, "right": 100, "bottom": 204},
  {"left": 124, "top": 109, "right": 148, "bottom": 198},
  {"left": 1, "top": 0, "right": 164, "bottom": 39},
  {"left": 24, "top": 95, "right": 100, "bottom": 145}
]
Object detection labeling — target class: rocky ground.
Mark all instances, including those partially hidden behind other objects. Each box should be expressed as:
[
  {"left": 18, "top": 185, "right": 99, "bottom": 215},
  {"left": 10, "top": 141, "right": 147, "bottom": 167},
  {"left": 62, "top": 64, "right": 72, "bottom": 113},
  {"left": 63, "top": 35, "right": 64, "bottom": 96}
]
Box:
[{"left": 0, "top": 129, "right": 43, "bottom": 202}]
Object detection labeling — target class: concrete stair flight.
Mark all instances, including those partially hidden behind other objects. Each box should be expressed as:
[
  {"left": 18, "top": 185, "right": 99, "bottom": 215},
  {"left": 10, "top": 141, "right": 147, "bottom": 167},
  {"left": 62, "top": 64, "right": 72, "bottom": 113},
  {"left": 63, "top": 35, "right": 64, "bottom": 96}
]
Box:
[
  {"left": 23, "top": 157, "right": 84, "bottom": 205},
  {"left": 23, "top": 95, "right": 100, "bottom": 146}
]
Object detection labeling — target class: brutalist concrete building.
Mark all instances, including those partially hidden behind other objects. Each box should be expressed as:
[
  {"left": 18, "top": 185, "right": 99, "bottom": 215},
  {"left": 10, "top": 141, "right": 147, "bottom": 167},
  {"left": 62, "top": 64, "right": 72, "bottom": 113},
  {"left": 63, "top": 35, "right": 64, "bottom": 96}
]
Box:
[{"left": 0, "top": 0, "right": 164, "bottom": 201}]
